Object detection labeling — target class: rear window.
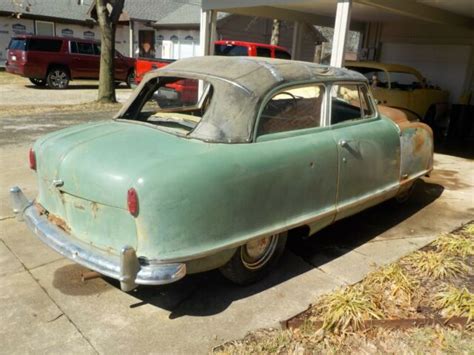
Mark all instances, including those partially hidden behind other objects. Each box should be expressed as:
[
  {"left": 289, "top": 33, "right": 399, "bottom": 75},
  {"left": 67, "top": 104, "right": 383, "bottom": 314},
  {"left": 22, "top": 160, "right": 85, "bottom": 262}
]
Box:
[
  {"left": 8, "top": 38, "right": 27, "bottom": 50},
  {"left": 256, "top": 47, "right": 272, "bottom": 57},
  {"left": 71, "top": 42, "right": 95, "bottom": 55},
  {"left": 275, "top": 49, "right": 291, "bottom": 59},
  {"left": 122, "top": 77, "right": 212, "bottom": 137},
  {"left": 27, "top": 39, "right": 62, "bottom": 52},
  {"left": 214, "top": 44, "right": 248, "bottom": 56}
]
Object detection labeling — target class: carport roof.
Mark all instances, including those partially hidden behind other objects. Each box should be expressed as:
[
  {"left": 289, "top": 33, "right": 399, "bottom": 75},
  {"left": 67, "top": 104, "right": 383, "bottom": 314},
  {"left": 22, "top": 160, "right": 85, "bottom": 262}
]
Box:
[
  {"left": 0, "top": 0, "right": 90, "bottom": 22},
  {"left": 202, "top": 0, "right": 474, "bottom": 29}
]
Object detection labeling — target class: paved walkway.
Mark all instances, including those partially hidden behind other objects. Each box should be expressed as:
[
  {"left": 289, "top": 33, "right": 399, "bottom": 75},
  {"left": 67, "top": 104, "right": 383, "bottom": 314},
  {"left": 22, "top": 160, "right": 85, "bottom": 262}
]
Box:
[{"left": 0, "top": 122, "right": 473, "bottom": 353}]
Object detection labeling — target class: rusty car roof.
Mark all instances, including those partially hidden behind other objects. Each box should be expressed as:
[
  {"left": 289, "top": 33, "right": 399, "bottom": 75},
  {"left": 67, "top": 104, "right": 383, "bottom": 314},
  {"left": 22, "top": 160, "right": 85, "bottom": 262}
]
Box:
[
  {"left": 157, "top": 56, "right": 365, "bottom": 93},
  {"left": 118, "top": 56, "right": 367, "bottom": 143},
  {"left": 345, "top": 61, "right": 424, "bottom": 80}
]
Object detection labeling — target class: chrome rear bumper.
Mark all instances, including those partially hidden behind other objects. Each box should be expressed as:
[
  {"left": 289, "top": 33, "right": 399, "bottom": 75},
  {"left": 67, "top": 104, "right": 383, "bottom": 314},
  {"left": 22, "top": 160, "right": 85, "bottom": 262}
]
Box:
[{"left": 9, "top": 186, "right": 186, "bottom": 291}]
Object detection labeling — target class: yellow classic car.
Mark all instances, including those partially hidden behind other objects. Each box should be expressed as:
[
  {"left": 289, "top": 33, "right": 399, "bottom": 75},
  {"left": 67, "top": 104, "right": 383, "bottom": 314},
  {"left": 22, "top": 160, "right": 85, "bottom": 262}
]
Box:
[{"left": 346, "top": 61, "right": 449, "bottom": 124}]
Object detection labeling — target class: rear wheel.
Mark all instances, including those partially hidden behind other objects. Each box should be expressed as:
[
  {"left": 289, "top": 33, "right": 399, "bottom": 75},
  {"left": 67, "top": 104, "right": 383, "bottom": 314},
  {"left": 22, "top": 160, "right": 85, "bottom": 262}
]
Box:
[
  {"left": 46, "top": 68, "right": 69, "bottom": 89},
  {"left": 219, "top": 232, "right": 287, "bottom": 285},
  {"left": 29, "top": 78, "right": 47, "bottom": 87},
  {"left": 395, "top": 180, "right": 417, "bottom": 203}
]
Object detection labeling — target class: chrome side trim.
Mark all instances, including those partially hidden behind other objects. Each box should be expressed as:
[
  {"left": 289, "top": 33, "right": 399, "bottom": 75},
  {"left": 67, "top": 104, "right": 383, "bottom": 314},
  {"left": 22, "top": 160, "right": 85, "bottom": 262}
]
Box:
[
  {"left": 10, "top": 187, "right": 186, "bottom": 291},
  {"left": 335, "top": 183, "right": 399, "bottom": 214},
  {"left": 154, "top": 171, "right": 430, "bottom": 263}
]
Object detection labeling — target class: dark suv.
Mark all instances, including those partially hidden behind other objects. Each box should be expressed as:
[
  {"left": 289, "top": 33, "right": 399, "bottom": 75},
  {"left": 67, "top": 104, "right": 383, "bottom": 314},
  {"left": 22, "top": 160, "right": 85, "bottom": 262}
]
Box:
[{"left": 6, "top": 35, "right": 135, "bottom": 89}]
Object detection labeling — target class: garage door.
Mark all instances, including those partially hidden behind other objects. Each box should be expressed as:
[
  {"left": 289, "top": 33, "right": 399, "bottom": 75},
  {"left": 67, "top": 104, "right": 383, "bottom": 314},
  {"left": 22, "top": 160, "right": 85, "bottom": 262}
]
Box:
[{"left": 381, "top": 43, "right": 471, "bottom": 104}]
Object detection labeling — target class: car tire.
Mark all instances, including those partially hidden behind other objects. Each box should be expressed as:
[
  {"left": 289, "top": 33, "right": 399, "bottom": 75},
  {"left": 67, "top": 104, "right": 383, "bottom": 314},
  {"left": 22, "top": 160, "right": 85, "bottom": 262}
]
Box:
[
  {"left": 29, "top": 78, "right": 47, "bottom": 87},
  {"left": 219, "top": 232, "right": 287, "bottom": 285},
  {"left": 395, "top": 180, "right": 417, "bottom": 203},
  {"left": 126, "top": 70, "right": 135, "bottom": 88},
  {"left": 46, "top": 68, "right": 70, "bottom": 89}
]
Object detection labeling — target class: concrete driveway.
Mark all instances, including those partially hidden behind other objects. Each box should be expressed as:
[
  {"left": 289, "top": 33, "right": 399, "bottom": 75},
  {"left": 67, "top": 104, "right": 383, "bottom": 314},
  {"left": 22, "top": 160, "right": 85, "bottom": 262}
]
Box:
[{"left": 0, "top": 112, "right": 473, "bottom": 354}]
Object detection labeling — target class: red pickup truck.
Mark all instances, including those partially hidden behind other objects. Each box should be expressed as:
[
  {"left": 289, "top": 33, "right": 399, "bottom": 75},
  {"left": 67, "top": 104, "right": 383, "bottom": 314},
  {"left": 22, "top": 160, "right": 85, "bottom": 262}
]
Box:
[
  {"left": 6, "top": 35, "right": 135, "bottom": 89},
  {"left": 134, "top": 40, "right": 291, "bottom": 85}
]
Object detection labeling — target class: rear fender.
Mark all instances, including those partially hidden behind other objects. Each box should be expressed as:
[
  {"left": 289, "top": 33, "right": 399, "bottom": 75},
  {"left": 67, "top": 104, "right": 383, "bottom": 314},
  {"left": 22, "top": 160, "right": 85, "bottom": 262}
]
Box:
[
  {"left": 379, "top": 106, "right": 433, "bottom": 181},
  {"left": 399, "top": 122, "right": 433, "bottom": 180}
]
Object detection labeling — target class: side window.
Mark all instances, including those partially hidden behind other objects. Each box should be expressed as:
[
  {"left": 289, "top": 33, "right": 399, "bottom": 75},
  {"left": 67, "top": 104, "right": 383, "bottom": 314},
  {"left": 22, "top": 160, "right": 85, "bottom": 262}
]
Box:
[
  {"left": 93, "top": 44, "right": 101, "bottom": 55},
  {"left": 331, "top": 83, "right": 374, "bottom": 125},
  {"left": 214, "top": 44, "right": 248, "bottom": 56},
  {"left": 256, "top": 47, "right": 271, "bottom": 57},
  {"left": 275, "top": 50, "right": 291, "bottom": 59},
  {"left": 258, "top": 84, "right": 325, "bottom": 136},
  {"left": 76, "top": 42, "right": 94, "bottom": 55},
  {"left": 359, "top": 85, "right": 375, "bottom": 117},
  {"left": 27, "top": 39, "right": 62, "bottom": 52},
  {"left": 70, "top": 41, "right": 78, "bottom": 53}
]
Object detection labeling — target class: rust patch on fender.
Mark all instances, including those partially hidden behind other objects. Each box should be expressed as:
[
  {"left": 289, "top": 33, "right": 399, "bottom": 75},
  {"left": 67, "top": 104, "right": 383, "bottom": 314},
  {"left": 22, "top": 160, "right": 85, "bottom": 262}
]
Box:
[
  {"left": 414, "top": 129, "right": 425, "bottom": 153},
  {"left": 34, "top": 202, "right": 46, "bottom": 215},
  {"left": 48, "top": 213, "right": 71, "bottom": 233},
  {"left": 91, "top": 202, "right": 99, "bottom": 219}
]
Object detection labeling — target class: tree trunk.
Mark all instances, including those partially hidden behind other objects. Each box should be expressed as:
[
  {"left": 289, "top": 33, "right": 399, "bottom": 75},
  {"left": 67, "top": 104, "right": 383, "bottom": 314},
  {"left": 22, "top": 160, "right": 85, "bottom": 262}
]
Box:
[
  {"left": 96, "top": 0, "right": 124, "bottom": 103},
  {"left": 270, "top": 19, "right": 280, "bottom": 46}
]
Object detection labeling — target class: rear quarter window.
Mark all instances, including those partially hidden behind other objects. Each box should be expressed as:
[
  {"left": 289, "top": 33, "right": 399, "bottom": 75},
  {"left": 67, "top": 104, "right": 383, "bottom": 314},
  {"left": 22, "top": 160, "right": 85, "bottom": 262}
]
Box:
[
  {"left": 27, "top": 39, "right": 62, "bottom": 52},
  {"left": 275, "top": 49, "right": 291, "bottom": 59},
  {"left": 256, "top": 47, "right": 272, "bottom": 57},
  {"left": 214, "top": 44, "right": 248, "bottom": 56}
]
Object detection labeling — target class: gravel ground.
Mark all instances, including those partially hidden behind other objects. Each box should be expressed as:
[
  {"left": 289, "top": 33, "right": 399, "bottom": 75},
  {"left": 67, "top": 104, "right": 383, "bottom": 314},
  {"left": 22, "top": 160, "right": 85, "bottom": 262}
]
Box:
[
  {"left": 0, "top": 72, "right": 133, "bottom": 109},
  {"left": 0, "top": 110, "right": 116, "bottom": 147}
]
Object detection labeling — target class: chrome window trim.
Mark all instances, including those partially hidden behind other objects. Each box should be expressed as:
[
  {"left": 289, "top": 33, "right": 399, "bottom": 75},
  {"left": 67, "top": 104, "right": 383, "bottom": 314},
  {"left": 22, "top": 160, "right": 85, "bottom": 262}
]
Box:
[{"left": 253, "top": 81, "right": 328, "bottom": 141}]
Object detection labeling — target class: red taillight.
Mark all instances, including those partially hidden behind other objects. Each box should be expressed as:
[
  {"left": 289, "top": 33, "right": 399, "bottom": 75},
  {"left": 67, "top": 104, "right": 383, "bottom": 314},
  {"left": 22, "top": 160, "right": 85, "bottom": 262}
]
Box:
[
  {"left": 29, "top": 148, "right": 36, "bottom": 170},
  {"left": 127, "top": 188, "right": 139, "bottom": 216}
]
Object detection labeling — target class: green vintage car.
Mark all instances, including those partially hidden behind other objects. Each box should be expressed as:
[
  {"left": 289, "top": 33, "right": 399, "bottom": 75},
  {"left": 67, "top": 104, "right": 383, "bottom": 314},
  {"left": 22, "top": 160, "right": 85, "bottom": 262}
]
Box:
[{"left": 11, "top": 57, "right": 433, "bottom": 292}]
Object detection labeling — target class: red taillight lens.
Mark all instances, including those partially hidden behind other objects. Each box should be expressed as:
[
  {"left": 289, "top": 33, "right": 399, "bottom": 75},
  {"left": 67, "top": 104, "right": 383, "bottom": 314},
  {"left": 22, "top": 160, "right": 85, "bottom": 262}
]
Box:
[
  {"left": 29, "top": 148, "right": 36, "bottom": 170},
  {"left": 127, "top": 188, "right": 139, "bottom": 216}
]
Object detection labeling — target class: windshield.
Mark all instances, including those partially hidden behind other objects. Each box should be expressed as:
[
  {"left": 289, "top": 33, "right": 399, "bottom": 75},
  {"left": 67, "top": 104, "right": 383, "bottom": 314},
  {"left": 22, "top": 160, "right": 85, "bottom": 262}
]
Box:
[
  {"left": 388, "top": 71, "right": 422, "bottom": 90},
  {"left": 348, "top": 66, "right": 423, "bottom": 91},
  {"left": 122, "top": 77, "right": 212, "bottom": 135},
  {"left": 8, "top": 38, "right": 27, "bottom": 50}
]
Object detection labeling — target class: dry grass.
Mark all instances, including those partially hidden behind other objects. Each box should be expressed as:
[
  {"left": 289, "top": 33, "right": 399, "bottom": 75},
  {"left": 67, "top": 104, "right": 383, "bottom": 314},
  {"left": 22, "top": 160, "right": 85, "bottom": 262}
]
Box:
[
  {"left": 463, "top": 224, "right": 474, "bottom": 237},
  {"left": 365, "top": 263, "right": 418, "bottom": 300},
  {"left": 435, "top": 285, "right": 474, "bottom": 321},
  {"left": 215, "top": 223, "right": 474, "bottom": 354},
  {"left": 0, "top": 70, "right": 28, "bottom": 84},
  {"left": 404, "top": 250, "right": 469, "bottom": 280},
  {"left": 433, "top": 233, "right": 474, "bottom": 258},
  {"left": 315, "top": 284, "right": 382, "bottom": 333}
]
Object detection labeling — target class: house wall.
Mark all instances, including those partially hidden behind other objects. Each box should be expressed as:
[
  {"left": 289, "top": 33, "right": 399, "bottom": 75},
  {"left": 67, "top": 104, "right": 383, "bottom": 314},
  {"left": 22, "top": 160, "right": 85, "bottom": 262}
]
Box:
[
  {"left": 132, "top": 21, "right": 199, "bottom": 59},
  {"left": 0, "top": 17, "right": 35, "bottom": 63},
  {"left": 376, "top": 22, "right": 474, "bottom": 104},
  {"left": 0, "top": 16, "right": 131, "bottom": 64}
]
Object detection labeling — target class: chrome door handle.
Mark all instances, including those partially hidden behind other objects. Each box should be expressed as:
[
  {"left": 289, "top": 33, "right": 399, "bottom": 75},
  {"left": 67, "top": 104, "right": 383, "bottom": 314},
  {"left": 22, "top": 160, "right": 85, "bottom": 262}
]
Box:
[{"left": 339, "top": 139, "right": 349, "bottom": 148}]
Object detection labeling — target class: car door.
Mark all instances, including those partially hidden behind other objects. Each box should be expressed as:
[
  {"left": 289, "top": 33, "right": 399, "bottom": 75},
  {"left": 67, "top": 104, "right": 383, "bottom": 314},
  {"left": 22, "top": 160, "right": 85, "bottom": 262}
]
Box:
[
  {"left": 330, "top": 83, "right": 400, "bottom": 220},
  {"left": 113, "top": 50, "right": 129, "bottom": 81},
  {"left": 249, "top": 83, "right": 338, "bottom": 235},
  {"left": 70, "top": 41, "right": 99, "bottom": 79}
]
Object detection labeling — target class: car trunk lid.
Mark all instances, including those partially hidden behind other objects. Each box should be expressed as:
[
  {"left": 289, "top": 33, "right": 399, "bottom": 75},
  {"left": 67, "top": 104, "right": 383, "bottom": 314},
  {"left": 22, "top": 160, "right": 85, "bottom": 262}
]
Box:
[{"left": 34, "top": 120, "right": 208, "bottom": 253}]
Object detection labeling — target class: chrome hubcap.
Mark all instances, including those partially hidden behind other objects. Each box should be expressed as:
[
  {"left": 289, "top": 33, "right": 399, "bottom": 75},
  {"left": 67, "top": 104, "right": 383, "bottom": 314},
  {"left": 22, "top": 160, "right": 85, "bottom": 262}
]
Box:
[
  {"left": 241, "top": 235, "right": 278, "bottom": 270},
  {"left": 50, "top": 70, "right": 67, "bottom": 87}
]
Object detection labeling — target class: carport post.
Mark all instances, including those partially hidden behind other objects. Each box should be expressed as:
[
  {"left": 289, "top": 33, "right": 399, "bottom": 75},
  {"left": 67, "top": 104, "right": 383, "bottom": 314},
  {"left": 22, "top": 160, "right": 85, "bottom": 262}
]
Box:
[
  {"left": 291, "top": 22, "right": 303, "bottom": 60},
  {"left": 330, "top": 0, "right": 352, "bottom": 67},
  {"left": 199, "top": 9, "right": 217, "bottom": 56},
  {"left": 128, "top": 20, "right": 134, "bottom": 57}
]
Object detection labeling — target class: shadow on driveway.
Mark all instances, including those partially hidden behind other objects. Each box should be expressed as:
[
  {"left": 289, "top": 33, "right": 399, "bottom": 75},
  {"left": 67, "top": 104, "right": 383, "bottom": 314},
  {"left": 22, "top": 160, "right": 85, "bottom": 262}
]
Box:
[
  {"left": 25, "top": 84, "right": 131, "bottom": 90},
  {"left": 52, "top": 180, "right": 444, "bottom": 318}
]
